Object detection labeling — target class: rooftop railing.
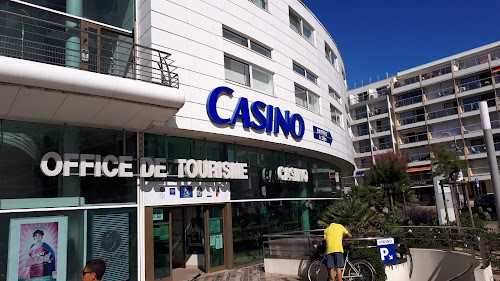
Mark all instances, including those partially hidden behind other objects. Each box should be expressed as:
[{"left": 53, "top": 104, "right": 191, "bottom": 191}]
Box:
[
  {"left": 426, "top": 107, "right": 459, "bottom": 120},
  {"left": 424, "top": 86, "right": 455, "bottom": 101},
  {"left": 420, "top": 66, "right": 452, "bottom": 81},
  {"left": 395, "top": 95, "right": 423, "bottom": 107},
  {"left": 457, "top": 77, "right": 492, "bottom": 93},
  {"left": 400, "top": 132, "right": 428, "bottom": 144},
  {"left": 399, "top": 114, "right": 425, "bottom": 126},
  {"left": 0, "top": 9, "right": 179, "bottom": 88},
  {"left": 429, "top": 127, "right": 461, "bottom": 139},
  {"left": 456, "top": 54, "right": 489, "bottom": 70}
]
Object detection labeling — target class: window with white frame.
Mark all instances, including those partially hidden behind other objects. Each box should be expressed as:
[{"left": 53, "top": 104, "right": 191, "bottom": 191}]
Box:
[
  {"left": 293, "top": 62, "right": 317, "bottom": 84},
  {"left": 330, "top": 104, "right": 342, "bottom": 127},
  {"left": 224, "top": 56, "right": 274, "bottom": 95},
  {"left": 329, "top": 86, "right": 341, "bottom": 103},
  {"left": 223, "top": 28, "right": 272, "bottom": 58},
  {"left": 289, "top": 8, "right": 314, "bottom": 44},
  {"left": 250, "top": 0, "right": 267, "bottom": 10},
  {"left": 325, "top": 43, "right": 338, "bottom": 70},
  {"left": 295, "top": 84, "right": 320, "bottom": 114}
]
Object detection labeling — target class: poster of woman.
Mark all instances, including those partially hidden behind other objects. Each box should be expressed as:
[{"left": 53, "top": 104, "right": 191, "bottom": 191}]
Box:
[{"left": 7, "top": 216, "right": 68, "bottom": 281}]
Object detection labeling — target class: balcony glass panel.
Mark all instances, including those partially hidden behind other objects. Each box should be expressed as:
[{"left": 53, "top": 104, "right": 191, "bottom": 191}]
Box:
[
  {"left": 467, "top": 144, "right": 487, "bottom": 154},
  {"left": 462, "top": 99, "right": 496, "bottom": 112},
  {"left": 395, "top": 95, "right": 422, "bottom": 107},
  {"left": 376, "top": 142, "right": 392, "bottom": 150},
  {"left": 429, "top": 127, "right": 461, "bottom": 139},
  {"left": 470, "top": 166, "right": 490, "bottom": 176},
  {"left": 353, "top": 129, "right": 369, "bottom": 137},
  {"left": 424, "top": 87, "right": 455, "bottom": 101},
  {"left": 410, "top": 173, "right": 433, "bottom": 187},
  {"left": 373, "top": 124, "right": 391, "bottom": 133},
  {"left": 353, "top": 112, "right": 368, "bottom": 120},
  {"left": 491, "top": 50, "right": 500, "bottom": 61},
  {"left": 372, "top": 106, "right": 388, "bottom": 116},
  {"left": 457, "top": 54, "right": 489, "bottom": 70},
  {"left": 409, "top": 152, "right": 430, "bottom": 162},
  {"left": 426, "top": 107, "right": 458, "bottom": 120},
  {"left": 457, "top": 77, "right": 492, "bottom": 93},
  {"left": 400, "top": 133, "right": 428, "bottom": 144},
  {"left": 399, "top": 114, "right": 425, "bottom": 125},
  {"left": 421, "top": 66, "right": 452, "bottom": 81},
  {"left": 355, "top": 146, "right": 371, "bottom": 153}
]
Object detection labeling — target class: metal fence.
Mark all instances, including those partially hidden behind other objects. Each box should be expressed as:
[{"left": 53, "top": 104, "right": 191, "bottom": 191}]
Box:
[{"left": 0, "top": 9, "right": 179, "bottom": 88}]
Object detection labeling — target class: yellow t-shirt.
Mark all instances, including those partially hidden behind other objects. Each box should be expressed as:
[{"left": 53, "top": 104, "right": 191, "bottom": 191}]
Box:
[{"left": 324, "top": 223, "right": 348, "bottom": 254}]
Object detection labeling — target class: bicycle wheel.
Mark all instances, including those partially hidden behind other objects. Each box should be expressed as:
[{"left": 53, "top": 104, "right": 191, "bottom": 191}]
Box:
[
  {"left": 307, "top": 260, "right": 328, "bottom": 281},
  {"left": 346, "top": 260, "right": 375, "bottom": 281}
]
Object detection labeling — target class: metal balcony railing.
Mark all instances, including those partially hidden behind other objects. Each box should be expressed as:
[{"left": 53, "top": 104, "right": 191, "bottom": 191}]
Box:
[
  {"left": 394, "top": 75, "right": 419, "bottom": 88},
  {"left": 370, "top": 106, "right": 388, "bottom": 116},
  {"left": 0, "top": 9, "right": 179, "bottom": 88},
  {"left": 372, "top": 124, "right": 390, "bottom": 133},
  {"left": 424, "top": 86, "right": 455, "bottom": 101},
  {"left": 426, "top": 107, "right": 459, "bottom": 120},
  {"left": 491, "top": 50, "right": 500, "bottom": 61},
  {"left": 399, "top": 114, "right": 425, "bottom": 126},
  {"left": 429, "top": 127, "right": 461, "bottom": 139},
  {"left": 456, "top": 54, "right": 489, "bottom": 70},
  {"left": 457, "top": 77, "right": 492, "bottom": 93},
  {"left": 400, "top": 132, "right": 428, "bottom": 144},
  {"left": 355, "top": 145, "right": 371, "bottom": 153},
  {"left": 395, "top": 95, "right": 423, "bottom": 107},
  {"left": 461, "top": 98, "right": 496, "bottom": 113},
  {"left": 353, "top": 111, "right": 368, "bottom": 120},
  {"left": 470, "top": 166, "right": 491, "bottom": 176},
  {"left": 353, "top": 128, "right": 369, "bottom": 137},
  {"left": 467, "top": 144, "right": 487, "bottom": 154},
  {"left": 421, "top": 66, "right": 452, "bottom": 81},
  {"left": 409, "top": 152, "right": 430, "bottom": 162},
  {"left": 374, "top": 142, "right": 392, "bottom": 151}
]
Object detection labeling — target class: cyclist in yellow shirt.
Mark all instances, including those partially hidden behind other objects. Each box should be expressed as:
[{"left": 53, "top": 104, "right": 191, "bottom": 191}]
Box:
[{"left": 324, "top": 222, "right": 352, "bottom": 281}]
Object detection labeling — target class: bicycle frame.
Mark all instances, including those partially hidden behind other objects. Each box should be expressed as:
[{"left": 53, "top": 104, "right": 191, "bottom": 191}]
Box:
[{"left": 317, "top": 251, "right": 365, "bottom": 279}]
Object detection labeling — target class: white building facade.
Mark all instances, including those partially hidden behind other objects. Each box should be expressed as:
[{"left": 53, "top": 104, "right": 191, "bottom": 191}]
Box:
[{"left": 0, "top": 0, "right": 353, "bottom": 280}]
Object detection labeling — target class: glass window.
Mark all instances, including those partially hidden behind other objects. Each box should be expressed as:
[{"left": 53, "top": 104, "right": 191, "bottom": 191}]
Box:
[
  {"left": 224, "top": 57, "right": 250, "bottom": 86},
  {"left": 293, "top": 63, "right": 305, "bottom": 76},
  {"left": 289, "top": 13, "right": 301, "bottom": 34},
  {"left": 295, "top": 85, "right": 307, "bottom": 108},
  {"left": 252, "top": 67, "right": 274, "bottom": 95},
  {"left": 308, "top": 92, "right": 320, "bottom": 114},
  {"left": 250, "top": 0, "right": 267, "bottom": 10},
  {"left": 306, "top": 72, "right": 317, "bottom": 83},
  {"left": 330, "top": 105, "right": 342, "bottom": 126},
  {"left": 325, "top": 46, "right": 330, "bottom": 60},
  {"left": 302, "top": 22, "right": 314, "bottom": 44},
  {"left": 250, "top": 41, "right": 271, "bottom": 58},
  {"left": 223, "top": 28, "right": 248, "bottom": 47}
]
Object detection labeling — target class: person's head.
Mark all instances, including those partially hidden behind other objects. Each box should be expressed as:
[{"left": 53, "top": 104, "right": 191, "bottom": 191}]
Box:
[
  {"left": 82, "top": 259, "right": 106, "bottom": 281},
  {"left": 33, "top": 230, "right": 44, "bottom": 242}
]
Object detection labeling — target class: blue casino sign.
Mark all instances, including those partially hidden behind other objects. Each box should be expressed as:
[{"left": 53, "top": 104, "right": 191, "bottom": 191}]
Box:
[{"left": 206, "top": 87, "right": 305, "bottom": 139}]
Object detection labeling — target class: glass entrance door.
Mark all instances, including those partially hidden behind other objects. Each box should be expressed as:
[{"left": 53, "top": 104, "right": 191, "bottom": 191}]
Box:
[
  {"left": 205, "top": 205, "right": 226, "bottom": 272},
  {"left": 146, "top": 207, "right": 172, "bottom": 281}
]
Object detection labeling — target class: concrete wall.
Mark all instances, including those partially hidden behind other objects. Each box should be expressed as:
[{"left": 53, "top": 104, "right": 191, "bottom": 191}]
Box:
[{"left": 409, "top": 248, "right": 477, "bottom": 281}]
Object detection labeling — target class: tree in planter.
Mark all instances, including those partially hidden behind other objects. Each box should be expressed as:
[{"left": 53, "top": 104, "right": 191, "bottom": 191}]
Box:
[
  {"left": 431, "top": 145, "right": 467, "bottom": 226},
  {"left": 365, "top": 151, "right": 412, "bottom": 211}
]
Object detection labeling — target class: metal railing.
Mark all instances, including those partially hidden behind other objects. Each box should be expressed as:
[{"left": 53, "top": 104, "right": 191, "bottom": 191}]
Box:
[
  {"left": 357, "top": 162, "right": 372, "bottom": 169},
  {"left": 395, "top": 95, "right": 423, "bottom": 107},
  {"left": 421, "top": 66, "right": 452, "bottom": 81},
  {"left": 400, "top": 132, "right": 428, "bottom": 144},
  {"left": 353, "top": 128, "right": 369, "bottom": 137},
  {"left": 372, "top": 124, "right": 391, "bottom": 133},
  {"left": 409, "top": 152, "right": 430, "bottom": 162},
  {"left": 424, "top": 86, "right": 455, "bottom": 100},
  {"left": 0, "top": 9, "right": 179, "bottom": 88},
  {"left": 370, "top": 106, "right": 389, "bottom": 116},
  {"left": 461, "top": 121, "right": 499, "bottom": 134},
  {"left": 457, "top": 77, "right": 492, "bottom": 93},
  {"left": 461, "top": 98, "right": 496, "bottom": 113},
  {"left": 467, "top": 144, "right": 487, "bottom": 154},
  {"left": 470, "top": 166, "right": 491, "bottom": 176},
  {"left": 429, "top": 127, "right": 461, "bottom": 139},
  {"left": 456, "top": 54, "right": 489, "bottom": 70},
  {"left": 399, "top": 114, "right": 425, "bottom": 126},
  {"left": 395, "top": 75, "right": 420, "bottom": 88},
  {"left": 353, "top": 111, "right": 368, "bottom": 120},
  {"left": 374, "top": 142, "right": 392, "bottom": 151},
  {"left": 355, "top": 145, "right": 371, "bottom": 153},
  {"left": 491, "top": 50, "right": 500, "bottom": 61},
  {"left": 426, "top": 107, "right": 459, "bottom": 120},
  {"left": 376, "top": 88, "right": 390, "bottom": 97}
]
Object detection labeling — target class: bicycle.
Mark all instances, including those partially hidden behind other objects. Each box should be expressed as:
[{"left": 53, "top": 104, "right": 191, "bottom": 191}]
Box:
[{"left": 307, "top": 240, "right": 375, "bottom": 281}]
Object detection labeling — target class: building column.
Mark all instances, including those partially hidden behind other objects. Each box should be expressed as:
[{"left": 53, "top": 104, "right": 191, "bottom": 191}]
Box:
[
  {"left": 65, "top": 0, "right": 82, "bottom": 68},
  {"left": 300, "top": 183, "right": 310, "bottom": 233}
]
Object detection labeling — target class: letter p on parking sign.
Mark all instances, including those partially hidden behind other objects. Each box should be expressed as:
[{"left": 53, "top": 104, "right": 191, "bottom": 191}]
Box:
[{"left": 377, "top": 238, "right": 397, "bottom": 264}]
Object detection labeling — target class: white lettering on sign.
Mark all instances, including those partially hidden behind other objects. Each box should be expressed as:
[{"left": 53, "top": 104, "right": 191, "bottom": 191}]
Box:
[
  {"left": 276, "top": 166, "right": 308, "bottom": 182},
  {"left": 380, "top": 248, "right": 390, "bottom": 260},
  {"left": 40, "top": 152, "right": 248, "bottom": 179}
]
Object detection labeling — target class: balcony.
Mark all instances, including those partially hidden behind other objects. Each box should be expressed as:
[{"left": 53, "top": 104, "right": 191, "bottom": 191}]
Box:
[
  {"left": 467, "top": 144, "right": 487, "bottom": 155},
  {"left": 398, "top": 114, "right": 425, "bottom": 127},
  {"left": 409, "top": 152, "right": 430, "bottom": 162},
  {"left": 395, "top": 95, "right": 423, "bottom": 108},
  {"left": 463, "top": 121, "right": 500, "bottom": 136},
  {"left": 349, "top": 93, "right": 369, "bottom": 105},
  {"left": 353, "top": 111, "right": 368, "bottom": 121},
  {"left": 373, "top": 142, "right": 392, "bottom": 151},
  {"left": 469, "top": 166, "right": 491, "bottom": 176},
  {"left": 370, "top": 106, "right": 389, "bottom": 116},
  {"left": 400, "top": 132, "right": 428, "bottom": 144},
  {"left": 0, "top": 10, "right": 179, "bottom": 88},
  {"left": 426, "top": 107, "right": 459, "bottom": 121},
  {"left": 429, "top": 127, "right": 461, "bottom": 140},
  {"left": 420, "top": 66, "right": 452, "bottom": 81},
  {"left": 456, "top": 54, "right": 489, "bottom": 70},
  {"left": 355, "top": 145, "right": 372, "bottom": 154},
  {"left": 456, "top": 77, "right": 492, "bottom": 95},
  {"left": 353, "top": 128, "right": 370, "bottom": 137},
  {"left": 461, "top": 98, "right": 496, "bottom": 113},
  {"left": 410, "top": 173, "right": 433, "bottom": 187},
  {"left": 372, "top": 124, "right": 391, "bottom": 133},
  {"left": 393, "top": 75, "right": 420, "bottom": 94},
  {"left": 424, "top": 86, "right": 455, "bottom": 102}
]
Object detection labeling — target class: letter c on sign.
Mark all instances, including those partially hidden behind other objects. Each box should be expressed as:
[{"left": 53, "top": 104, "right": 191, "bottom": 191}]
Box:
[
  {"left": 207, "top": 86, "right": 234, "bottom": 124},
  {"left": 40, "top": 152, "right": 63, "bottom": 176}
]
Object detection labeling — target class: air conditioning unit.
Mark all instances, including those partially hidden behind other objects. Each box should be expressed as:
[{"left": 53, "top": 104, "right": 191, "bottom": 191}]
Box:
[
  {"left": 370, "top": 94, "right": 375, "bottom": 99},
  {"left": 372, "top": 146, "right": 378, "bottom": 151}
]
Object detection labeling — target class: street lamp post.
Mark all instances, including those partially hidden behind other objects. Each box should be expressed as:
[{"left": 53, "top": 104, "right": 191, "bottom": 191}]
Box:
[{"left": 479, "top": 101, "right": 500, "bottom": 225}]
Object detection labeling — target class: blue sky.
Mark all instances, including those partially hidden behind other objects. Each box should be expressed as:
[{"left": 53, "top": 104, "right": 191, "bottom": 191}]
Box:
[{"left": 301, "top": 0, "right": 500, "bottom": 90}]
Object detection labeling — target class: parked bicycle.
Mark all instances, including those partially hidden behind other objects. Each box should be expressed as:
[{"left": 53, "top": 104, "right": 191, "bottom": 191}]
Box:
[{"left": 307, "top": 240, "right": 375, "bottom": 281}]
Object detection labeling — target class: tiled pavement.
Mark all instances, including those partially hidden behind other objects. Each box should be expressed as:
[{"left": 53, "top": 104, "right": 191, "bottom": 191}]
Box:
[{"left": 195, "top": 264, "right": 305, "bottom": 281}]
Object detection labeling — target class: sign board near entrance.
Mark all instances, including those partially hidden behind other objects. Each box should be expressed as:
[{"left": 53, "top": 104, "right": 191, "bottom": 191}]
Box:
[
  {"left": 145, "top": 181, "right": 230, "bottom": 206},
  {"left": 377, "top": 238, "right": 397, "bottom": 264}
]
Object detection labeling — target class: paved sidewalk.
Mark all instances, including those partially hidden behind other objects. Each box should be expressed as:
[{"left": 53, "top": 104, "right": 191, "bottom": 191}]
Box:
[{"left": 195, "top": 264, "right": 304, "bottom": 281}]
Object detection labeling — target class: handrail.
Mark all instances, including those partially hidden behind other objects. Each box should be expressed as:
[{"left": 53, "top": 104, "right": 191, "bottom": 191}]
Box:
[
  {"left": 0, "top": 9, "right": 179, "bottom": 88},
  {"left": 355, "top": 145, "right": 371, "bottom": 153}
]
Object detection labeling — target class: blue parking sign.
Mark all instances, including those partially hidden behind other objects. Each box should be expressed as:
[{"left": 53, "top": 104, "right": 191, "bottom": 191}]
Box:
[{"left": 377, "top": 238, "right": 397, "bottom": 264}]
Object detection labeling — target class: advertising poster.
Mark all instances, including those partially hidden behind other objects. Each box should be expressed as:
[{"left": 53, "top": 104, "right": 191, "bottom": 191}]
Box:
[{"left": 7, "top": 216, "right": 68, "bottom": 281}]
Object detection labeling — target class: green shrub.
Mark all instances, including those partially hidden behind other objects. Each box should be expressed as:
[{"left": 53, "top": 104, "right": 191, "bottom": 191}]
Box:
[
  {"left": 350, "top": 247, "right": 387, "bottom": 281},
  {"left": 484, "top": 232, "right": 500, "bottom": 268}
]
